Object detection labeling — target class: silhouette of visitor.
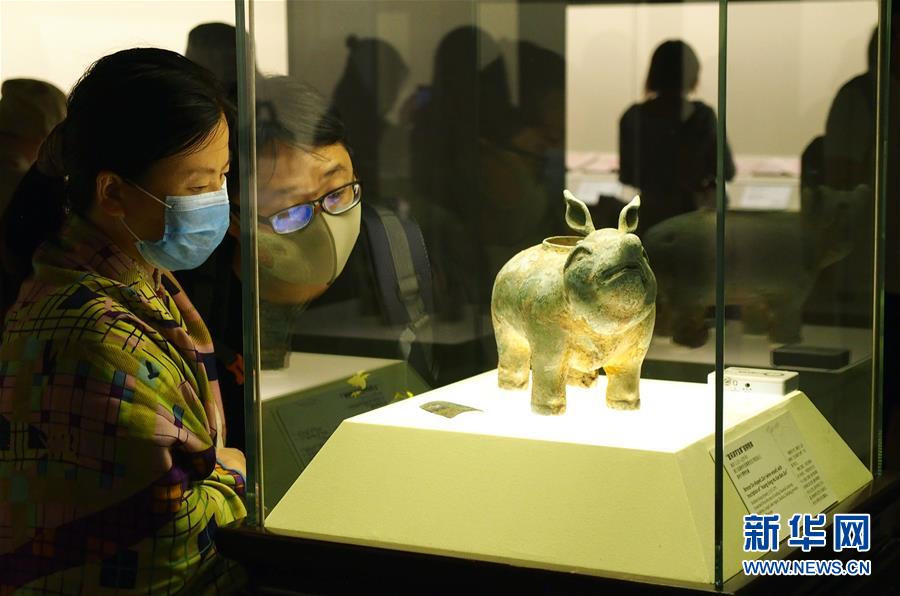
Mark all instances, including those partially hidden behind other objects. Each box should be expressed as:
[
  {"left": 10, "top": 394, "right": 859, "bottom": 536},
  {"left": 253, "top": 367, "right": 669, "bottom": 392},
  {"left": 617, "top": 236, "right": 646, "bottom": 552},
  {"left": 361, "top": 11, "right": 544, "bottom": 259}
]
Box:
[
  {"left": 618, "top": 40, "right": 735, "bottom": 234},
  {"left": 332, "top": 36, "right": 408, "bottom": 202}
]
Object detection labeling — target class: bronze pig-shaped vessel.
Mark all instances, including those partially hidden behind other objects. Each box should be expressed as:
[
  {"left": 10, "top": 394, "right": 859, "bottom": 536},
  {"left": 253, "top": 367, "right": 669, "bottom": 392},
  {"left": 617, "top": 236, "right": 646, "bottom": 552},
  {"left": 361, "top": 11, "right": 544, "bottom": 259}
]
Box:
[{"left": 491, "top": 190, "right": 656, "bottom": 415}]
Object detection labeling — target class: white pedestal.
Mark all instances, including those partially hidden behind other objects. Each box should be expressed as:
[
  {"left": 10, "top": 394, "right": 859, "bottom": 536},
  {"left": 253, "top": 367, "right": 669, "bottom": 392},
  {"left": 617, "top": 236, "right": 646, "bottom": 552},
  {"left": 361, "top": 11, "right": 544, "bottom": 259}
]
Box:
[{"left": 266, "top": 371, "right": 871, "bottom": 584}]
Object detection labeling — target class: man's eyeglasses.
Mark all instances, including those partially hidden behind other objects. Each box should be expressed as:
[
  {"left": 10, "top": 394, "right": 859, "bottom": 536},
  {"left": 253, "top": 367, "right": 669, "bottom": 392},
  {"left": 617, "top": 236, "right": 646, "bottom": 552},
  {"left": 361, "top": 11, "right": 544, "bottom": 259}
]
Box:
[{"left": 260, "top": 180, "right": 362, "bottom": 234}]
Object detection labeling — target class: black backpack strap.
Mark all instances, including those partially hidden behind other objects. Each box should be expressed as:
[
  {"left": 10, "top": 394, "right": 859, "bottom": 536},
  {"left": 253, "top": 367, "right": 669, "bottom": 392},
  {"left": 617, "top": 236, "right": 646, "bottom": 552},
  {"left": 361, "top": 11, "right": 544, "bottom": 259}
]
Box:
[{"left": 361, "top": 203, "right": 436, "bottom": 381}]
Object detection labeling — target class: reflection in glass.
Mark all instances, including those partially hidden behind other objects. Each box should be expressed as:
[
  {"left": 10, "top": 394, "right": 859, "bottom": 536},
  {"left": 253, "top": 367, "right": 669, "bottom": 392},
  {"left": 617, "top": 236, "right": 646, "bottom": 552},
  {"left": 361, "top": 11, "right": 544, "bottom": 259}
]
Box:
[
  {"left": 620, "top": 40, "right": 735, "bottom": 235},
  {"left": 261, "top": 180, "right": 362, "bottom": 234}
]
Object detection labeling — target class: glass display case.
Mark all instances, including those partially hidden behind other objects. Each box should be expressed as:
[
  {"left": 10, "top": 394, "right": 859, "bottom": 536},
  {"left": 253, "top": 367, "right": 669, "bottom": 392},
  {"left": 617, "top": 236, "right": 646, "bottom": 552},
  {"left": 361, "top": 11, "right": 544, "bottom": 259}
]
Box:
[{"left": 228, "top": 0, "right": 891, "bottom": 590}]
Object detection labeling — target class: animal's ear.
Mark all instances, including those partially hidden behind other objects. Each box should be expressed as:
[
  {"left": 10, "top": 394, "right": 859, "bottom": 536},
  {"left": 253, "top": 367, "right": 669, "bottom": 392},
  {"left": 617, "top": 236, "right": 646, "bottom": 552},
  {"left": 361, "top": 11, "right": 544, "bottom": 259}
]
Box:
[
  {"left": 564, "top": 242, "right": 593, "bottom": 271},
  {"left": 564, "top": 190, "right": 595, "bottom": 235},
  {"left": 619, "top": 195, "right": 640, "bottom": 234}
]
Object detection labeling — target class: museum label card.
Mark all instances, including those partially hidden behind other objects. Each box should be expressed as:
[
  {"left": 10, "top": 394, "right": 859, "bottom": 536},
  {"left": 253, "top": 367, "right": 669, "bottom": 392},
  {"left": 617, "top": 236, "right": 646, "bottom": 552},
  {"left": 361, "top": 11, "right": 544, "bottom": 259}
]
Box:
[
  {"left": 737, "top": 184, "right": 793, "bottom": 210},
  {"left": 717, "top": 412, "right": 836, "bottom": 531}
]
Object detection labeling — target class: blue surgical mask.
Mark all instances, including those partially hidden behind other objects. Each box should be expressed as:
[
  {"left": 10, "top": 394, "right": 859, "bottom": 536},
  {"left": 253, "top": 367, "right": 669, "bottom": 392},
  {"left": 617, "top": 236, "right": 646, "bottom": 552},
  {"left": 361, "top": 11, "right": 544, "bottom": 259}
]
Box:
[{"left": 121, "top": 179, "right": 230, "bottom": 271}]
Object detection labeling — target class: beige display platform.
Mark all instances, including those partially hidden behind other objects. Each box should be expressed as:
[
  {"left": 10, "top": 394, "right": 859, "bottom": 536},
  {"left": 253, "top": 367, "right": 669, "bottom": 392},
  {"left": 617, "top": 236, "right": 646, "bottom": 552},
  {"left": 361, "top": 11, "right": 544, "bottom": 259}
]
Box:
[{"left": 266, "top": 371, "right": 872, "bottom": 584}]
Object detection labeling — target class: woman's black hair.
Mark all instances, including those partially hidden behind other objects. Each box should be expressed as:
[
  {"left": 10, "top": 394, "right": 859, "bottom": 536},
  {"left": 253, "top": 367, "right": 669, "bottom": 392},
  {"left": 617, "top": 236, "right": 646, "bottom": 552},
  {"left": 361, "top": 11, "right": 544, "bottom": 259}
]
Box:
[
  {"left": 0, "top": 47, "right": 233, "bottom": 307},
  {"left": 645, "top": 40, "right": 701, "bottom": 96},
  {"left": 254, "top": 75, "right": 349, "bottom": 182}
]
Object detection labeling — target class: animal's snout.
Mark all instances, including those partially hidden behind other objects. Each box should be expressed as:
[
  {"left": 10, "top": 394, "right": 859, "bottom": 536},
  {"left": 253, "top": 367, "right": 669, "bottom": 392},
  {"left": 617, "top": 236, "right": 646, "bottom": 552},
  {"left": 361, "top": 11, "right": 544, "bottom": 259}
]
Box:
[
  {"left": 597, "top": 235, "right": 650, "bottom": 283},
  {"left": 622, "top": 233, "right": 642, "bottom": 249},
  {"left": 620, "top": 234, "right": 646, "bottom": 261}
]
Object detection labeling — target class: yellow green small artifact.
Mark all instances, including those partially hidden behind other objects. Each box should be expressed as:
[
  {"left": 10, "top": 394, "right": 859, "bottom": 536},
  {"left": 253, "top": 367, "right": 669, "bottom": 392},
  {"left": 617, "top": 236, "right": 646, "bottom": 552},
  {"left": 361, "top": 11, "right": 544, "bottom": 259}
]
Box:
[{"left": 491, "top": 190, "right": 657, "bottom": 415}]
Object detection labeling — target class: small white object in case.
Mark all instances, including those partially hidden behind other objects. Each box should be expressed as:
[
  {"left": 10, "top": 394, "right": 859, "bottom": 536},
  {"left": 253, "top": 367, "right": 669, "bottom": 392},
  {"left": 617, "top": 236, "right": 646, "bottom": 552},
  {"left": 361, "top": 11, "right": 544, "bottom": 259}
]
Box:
[{"left": 707, "top": 367, "right": 799, "bottom": 396}]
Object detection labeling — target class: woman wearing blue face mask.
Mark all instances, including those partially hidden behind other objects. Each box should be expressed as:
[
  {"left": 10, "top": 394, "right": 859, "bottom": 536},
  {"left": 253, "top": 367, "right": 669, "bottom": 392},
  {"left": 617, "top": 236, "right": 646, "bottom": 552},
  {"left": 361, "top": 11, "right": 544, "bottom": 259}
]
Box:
[{"left": 0, "top": 48, "right": 246, "bottom": 593}]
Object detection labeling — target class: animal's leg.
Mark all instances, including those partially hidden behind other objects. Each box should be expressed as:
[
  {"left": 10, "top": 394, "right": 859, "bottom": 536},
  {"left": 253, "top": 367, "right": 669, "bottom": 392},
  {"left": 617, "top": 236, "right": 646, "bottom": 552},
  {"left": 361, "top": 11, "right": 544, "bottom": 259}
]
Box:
[
  {"left": 604, "top": 361, "right": 641, "bottom": 410},
  {"left": 741, "top": 302, "right": 770, "bottom": 335},
  {"left": 531, "top": 349, "right": 568, "bottom": 415},
  {"left": 495, "top": 319, "right": 532, "bottom": 390},
  {"left": 671, "top": 305, "right": 709, "bottom": 348},
  {"left": 768, "top": 297, "right": 803, "bottom": 344}
]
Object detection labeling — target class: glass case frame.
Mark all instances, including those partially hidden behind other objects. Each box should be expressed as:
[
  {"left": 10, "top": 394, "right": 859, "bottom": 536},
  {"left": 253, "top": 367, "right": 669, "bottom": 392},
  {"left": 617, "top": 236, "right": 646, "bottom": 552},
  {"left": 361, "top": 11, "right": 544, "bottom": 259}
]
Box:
[{"left": 230, "top": 0, "right": 893, "bottom": 590}]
